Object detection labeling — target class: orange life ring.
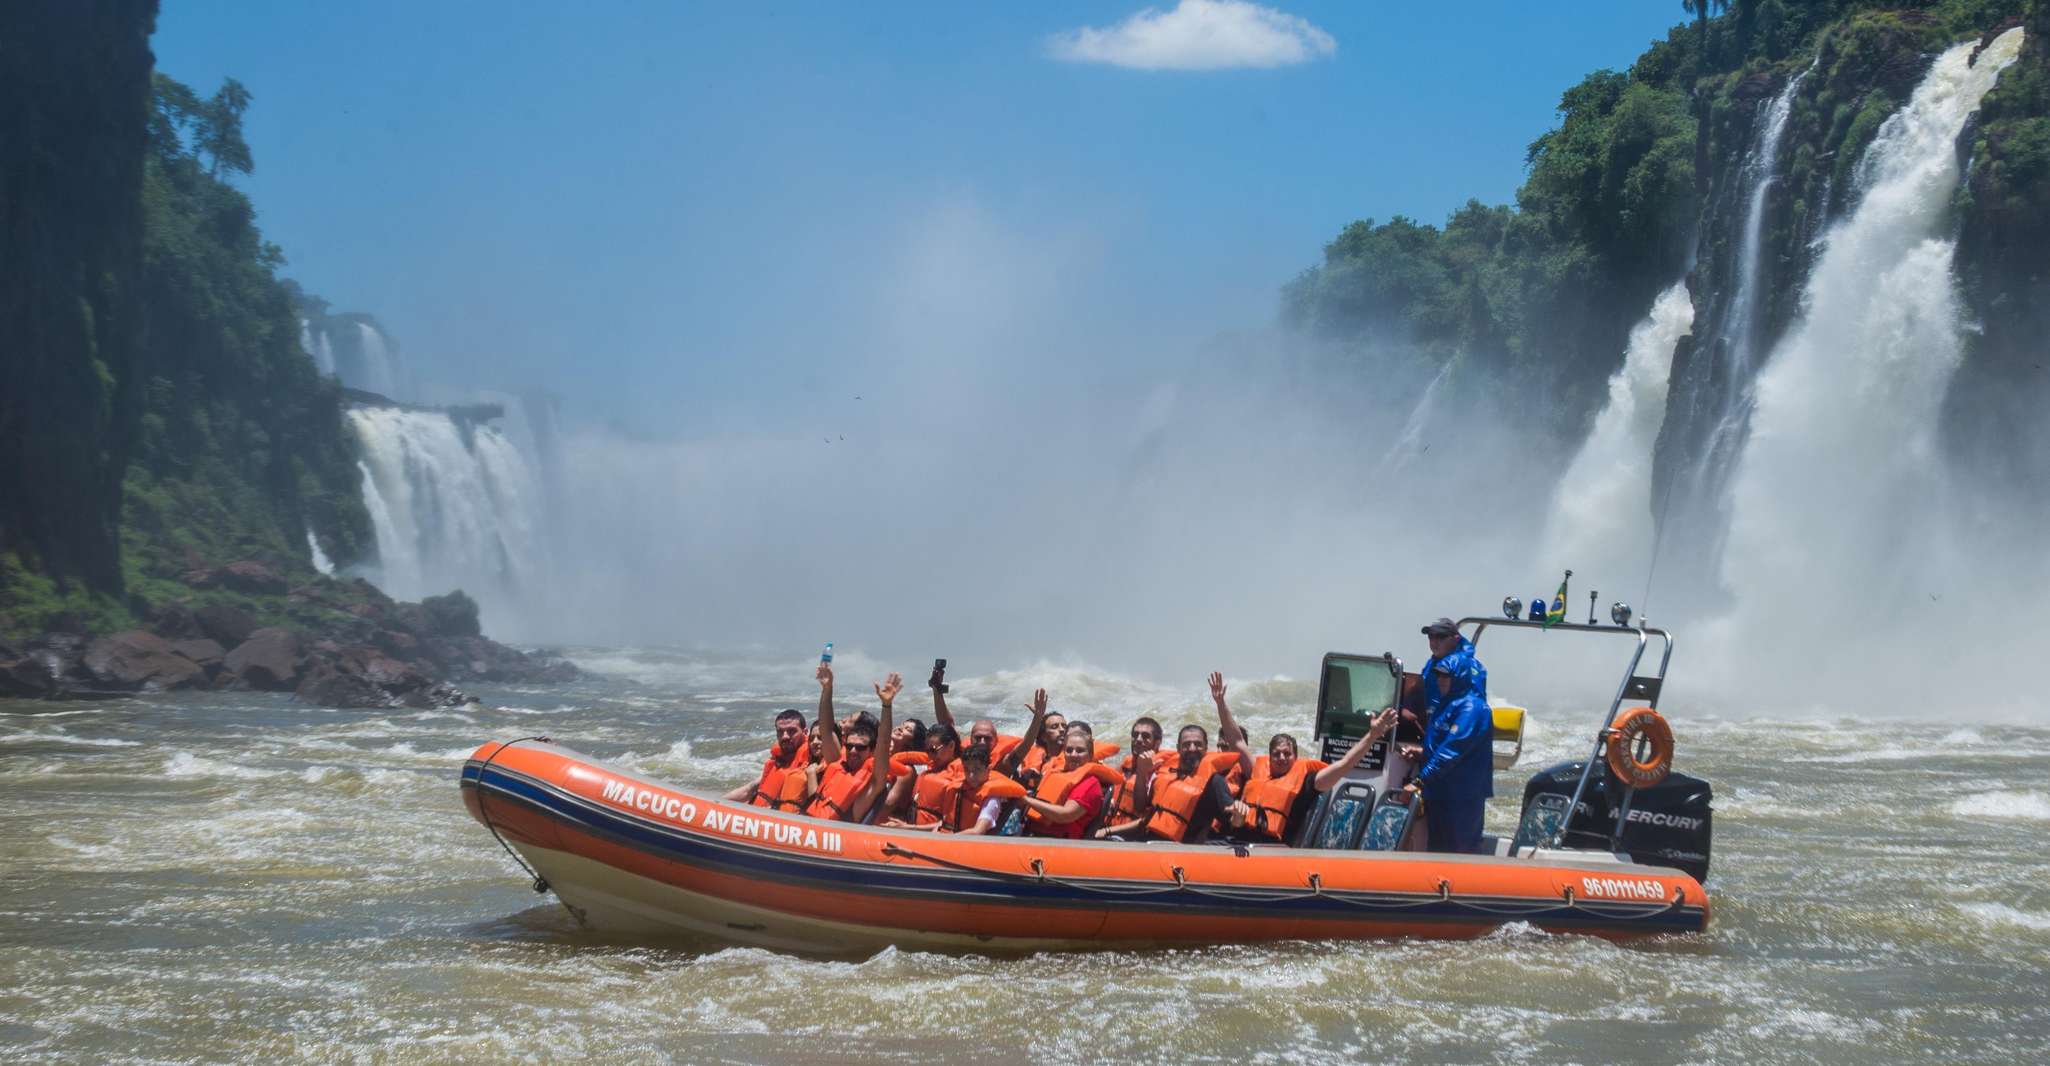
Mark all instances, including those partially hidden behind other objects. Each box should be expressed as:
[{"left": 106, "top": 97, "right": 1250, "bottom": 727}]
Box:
[{"left": 1605, "top": 706, "right": 1673, "bottom": 790}]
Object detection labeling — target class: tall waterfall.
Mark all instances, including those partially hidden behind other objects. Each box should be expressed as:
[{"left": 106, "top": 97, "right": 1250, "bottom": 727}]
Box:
[
  {"left": 1659, "top": 68, "right": 1811, "bottom": 592},
  {"left": 1541, "top": 281, "right": 1693, "bottom": 591},
  {"left": 348, "top": 406, "right": 546, "bottom": 634},
  {"left": 1711, "top": 30, "right": 2026, "bottom": 694}
]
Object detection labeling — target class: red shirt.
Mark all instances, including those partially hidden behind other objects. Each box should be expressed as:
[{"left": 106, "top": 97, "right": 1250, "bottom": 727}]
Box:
[{"left": 1040, "top": 774, "right": 1104, "bottom": 840}]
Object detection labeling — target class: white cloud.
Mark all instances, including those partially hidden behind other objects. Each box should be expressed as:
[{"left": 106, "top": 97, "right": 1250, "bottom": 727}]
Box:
[{"left": 1048, "top": 0, "right": 1336, "bottom": 72}]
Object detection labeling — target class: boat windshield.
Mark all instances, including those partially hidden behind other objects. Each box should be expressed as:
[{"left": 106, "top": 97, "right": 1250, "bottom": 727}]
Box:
[{"left": 1315, "top": 654, "right": 1399, "bottom": 763}]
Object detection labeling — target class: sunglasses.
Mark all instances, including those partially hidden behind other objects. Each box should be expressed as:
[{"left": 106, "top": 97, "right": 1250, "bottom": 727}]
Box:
[{"left": 845, "top": 742, "right": 871, "bottom": 753}]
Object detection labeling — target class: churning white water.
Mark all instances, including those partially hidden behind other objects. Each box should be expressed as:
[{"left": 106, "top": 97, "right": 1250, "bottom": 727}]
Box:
[
  {"left": 1541, "top": 281, "right": 1693, "bottom": 589},
  {"left": 348, "top": 407, "right": 546, "bottom": 633},
  {"left": 1713, "top": 29, "right": 2026, "bottom": 701}
]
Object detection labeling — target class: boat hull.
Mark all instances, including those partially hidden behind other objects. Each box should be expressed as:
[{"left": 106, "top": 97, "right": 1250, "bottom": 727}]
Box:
[{"left": 460, "top": 739, "right": 1708, "bottom": 953}]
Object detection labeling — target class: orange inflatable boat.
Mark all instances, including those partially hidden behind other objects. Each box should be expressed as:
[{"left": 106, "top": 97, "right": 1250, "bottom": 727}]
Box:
[{"left": 460, "top": 614, "right": 1713, "bottom": 951}]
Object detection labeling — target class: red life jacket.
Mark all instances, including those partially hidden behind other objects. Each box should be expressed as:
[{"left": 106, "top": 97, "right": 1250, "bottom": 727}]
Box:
[
  {"left": 750, "top": 739, "right": 811, "bottom": 811},
  {"left": 1144, "top": 751, "right": 1241, "bottom": 841},
  {"left": 1240, "top": 754, "right": 1326, "bottom": 840},
  {"left": 805, "top": 759, "right": 874, "bottom": 821}
]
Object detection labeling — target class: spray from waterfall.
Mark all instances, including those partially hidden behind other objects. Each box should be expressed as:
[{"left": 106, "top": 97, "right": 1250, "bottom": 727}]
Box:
[
  {"left": 1541, "top": 281, "right": 1693, "bottom": 595},
  {"left": 1707, "top": 28, "right": 2028, "bottom": 710}
]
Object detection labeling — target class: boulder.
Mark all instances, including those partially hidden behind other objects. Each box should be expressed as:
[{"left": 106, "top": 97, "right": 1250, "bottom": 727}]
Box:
[
  {"left": 194, "top": 604, "right": 258, "bottom": 647},
  {"left": 294, "top": 658, "right": 397, "bottom": 709},
  {"left": 82, "top": 630, "right": 205, "bottom": 691},
  {"left": 167, "top": 638, "right": 227, "bottom": 682},
  {"left": 1, "top": 651, "right": 57, "bottom": 698},
  {"left": 169, "top": 637, "right": 226, "bottom": 665},
  {"left": 224, "top": 627, "right": 303, "bottom": 690},
  {"left": 420, "top": 590, "right": 481, "bottom": 638}
]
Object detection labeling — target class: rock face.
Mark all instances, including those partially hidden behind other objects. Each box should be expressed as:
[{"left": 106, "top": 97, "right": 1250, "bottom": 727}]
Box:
[
  {"left": 224, "top": 627, "right": 303, "bottom": 691},
  {"left": 5, "top": 571, "right": 573, "bottom": 709},
  {"left": 82, "top": 630, "right": 205, "bottom": 691}
]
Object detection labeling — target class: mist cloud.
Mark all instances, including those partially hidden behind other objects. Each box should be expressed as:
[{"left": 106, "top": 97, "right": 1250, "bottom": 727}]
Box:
[{"left": 1048, "top": 0, "right": 1337, "bottom": 72}]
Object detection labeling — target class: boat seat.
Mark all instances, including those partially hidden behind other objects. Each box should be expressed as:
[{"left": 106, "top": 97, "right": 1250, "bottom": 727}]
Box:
[
  {"left": 1302, "top": 781, "right": 1375, "bottom": 850},
  {"left": 1491, "top": 705, "right": 1528, "bottom": 770},
  {"left": 1512, "top": 792, "right": 1572, "bottom": 851}
]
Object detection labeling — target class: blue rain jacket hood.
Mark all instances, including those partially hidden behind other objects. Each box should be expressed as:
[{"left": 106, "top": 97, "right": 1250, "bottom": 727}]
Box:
[
  {"left": 1415, "top": 655, "right": 1493, "bottom": 800},
  {"left": 1422, "top": 635, "right": 1487, "bottom": 714}
]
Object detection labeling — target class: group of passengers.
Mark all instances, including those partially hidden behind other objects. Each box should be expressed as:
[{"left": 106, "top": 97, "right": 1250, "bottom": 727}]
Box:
[{"left": 720, "top": 618, "right": 1496, "bottom": 852}]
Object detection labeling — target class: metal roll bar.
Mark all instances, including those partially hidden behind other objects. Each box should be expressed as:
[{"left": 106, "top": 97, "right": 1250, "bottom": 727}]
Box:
[{"left": 1457, "top": 617, "right": 1675, "bottom": 848}]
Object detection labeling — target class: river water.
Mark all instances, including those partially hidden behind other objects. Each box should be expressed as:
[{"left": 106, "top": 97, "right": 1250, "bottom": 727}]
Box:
[{"left": 3, "top": 646, "right": 2047, "bottom": 1064}]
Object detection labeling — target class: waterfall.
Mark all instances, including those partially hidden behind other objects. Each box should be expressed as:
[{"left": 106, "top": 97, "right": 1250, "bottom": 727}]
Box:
[
  {"left": 306, "top": 529, "right": 335, "bottom": 576},
  {"left": 1541, "top": 281, "right": 1693, "bottom": 590},
  {"left": 1377, "top": 361, "right": 1451, "bottom": 473},
  {"left": 1659, "top": 67, "right": 1811, "bottom": 592},
  {"left": 1711, "top": 30, "right": 2025, "bottom": 689},
  {"left": 347, "top": 406, "right": 546, "bottom": 633},
  {"left": 298, "top": 318, "right": 335, "bottom": 375},
  {"left": 355, "top": 321, "right": 400, "bottom": 398}
]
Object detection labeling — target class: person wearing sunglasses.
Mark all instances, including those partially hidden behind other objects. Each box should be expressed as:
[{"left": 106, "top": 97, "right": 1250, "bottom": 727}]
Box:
[{"left": 805, "top": 670, "right": 901, "bottom": 823}]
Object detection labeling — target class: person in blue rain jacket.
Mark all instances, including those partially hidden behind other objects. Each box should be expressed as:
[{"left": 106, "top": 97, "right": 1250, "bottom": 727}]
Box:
[{"left": 1404, "top": 654, "right": 1493, "bottom": 853}]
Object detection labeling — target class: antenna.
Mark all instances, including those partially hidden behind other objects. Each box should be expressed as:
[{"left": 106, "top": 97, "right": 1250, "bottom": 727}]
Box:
[{"left": 1587, "top": 589, "right": 1598, "bottom": 625}]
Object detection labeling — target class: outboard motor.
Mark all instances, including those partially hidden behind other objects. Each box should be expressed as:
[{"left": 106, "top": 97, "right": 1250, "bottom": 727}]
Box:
[{"left": 1517, "top": 761, "right": 1713, "bottom": 882}]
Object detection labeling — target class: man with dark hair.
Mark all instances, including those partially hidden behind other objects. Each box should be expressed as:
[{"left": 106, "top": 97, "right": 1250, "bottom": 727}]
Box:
[
  {"left": 1096, "top": 716, "right": 1163, "bottom": 840},
  {"left": 805, "top": 672, "right": 900, "bottom": 823},
  {"left": 724, "top": 701, "right": 811, "bottom": 809}
]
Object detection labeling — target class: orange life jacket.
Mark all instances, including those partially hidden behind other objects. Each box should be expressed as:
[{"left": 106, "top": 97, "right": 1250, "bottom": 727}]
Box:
[
  {"left": 920, "top": 773, "right": 1027, "bottom": 832},
  {"left": 805, "top": 759, "right": 874, "bottom": 821},
  {"left": 1024, "top": 759, "right": 1123, "bottom": 828},
  {"left": 911, "top": 761, "right": 969, "bottom": 825},
  {"left": 1239, "top": 754, "right": 1327, "bottom": 840},
  {"left": 1106, "top": 752, "right": 1155, "bottom": 824},
  {"left": 1144, "top": 751, "right": 1241, "bottom": 841},
  {"left": 888, "top": 751, "right": 929, "bottom": 778},
  {"left": 750, "top": 740, "right": 811, "bottom": 811}
]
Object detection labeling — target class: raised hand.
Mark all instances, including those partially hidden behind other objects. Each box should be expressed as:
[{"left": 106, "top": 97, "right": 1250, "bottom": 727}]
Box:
[
  {"left": 1370, "top": 707, "right": 1397, "bottom": 740},
  {"left": 1208, "top": 671, "right": 1226, "bottom": 705},
  {"left": 817, "top": 661, "right": 834, "bottom": 690},
  {"left": 1025, "top": 687, "right": 1049, "bottom": 718},
  {"left": 874, "top": 672, "right": 904, "bottom": 706}
]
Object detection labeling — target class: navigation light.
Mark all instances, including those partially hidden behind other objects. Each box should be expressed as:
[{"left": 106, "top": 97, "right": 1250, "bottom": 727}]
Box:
[
  {"left": 1502, "top": 596, "right": 1522, "bottom": 619},
  {"left": 1611, "top": 602, "right": 1633, "bottom": 627}
]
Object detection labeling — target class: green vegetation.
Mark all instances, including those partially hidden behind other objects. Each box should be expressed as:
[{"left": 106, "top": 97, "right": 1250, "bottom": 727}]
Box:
[{"left": 1, "top": 2, "right": 372, "bottom": 639}]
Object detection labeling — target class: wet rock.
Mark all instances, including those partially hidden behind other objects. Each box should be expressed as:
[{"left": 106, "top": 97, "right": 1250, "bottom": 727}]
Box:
[
  {"left": 1, "top": 649, "right": 58, "bottom": 698},
  {"left": 194, "top": 604, "right": 258, "bottom": 648},
  {"left": 82, "top": 630, "right": 205, "bottom": 691},
  {"left": 420, "top": 590, "right": 481, "bottom": 638},
  {"left": 371, "top": 628, "right": 419, "bottom": 658},
  {"left": 224, "top": 627, "right": 303, "bottom": 690},
  {"left": 167, "top": 638, "right": 227, "bottom": 682},
  {"left": 291, "top": 644, "right": 472, "bottom": 709},
  {"left": 294, "top": 657, "right": 396, "bottom": 709}
]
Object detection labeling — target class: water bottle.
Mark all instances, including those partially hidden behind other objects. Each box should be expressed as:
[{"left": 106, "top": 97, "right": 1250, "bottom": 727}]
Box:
[{"left": 820, "top": 642, "right": 833, "bottom": 664}]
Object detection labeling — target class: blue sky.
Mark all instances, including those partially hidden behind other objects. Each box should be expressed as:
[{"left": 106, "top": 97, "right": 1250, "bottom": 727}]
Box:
[{"left": 153, "top": 2, "right": 1684, "bottom": 436}]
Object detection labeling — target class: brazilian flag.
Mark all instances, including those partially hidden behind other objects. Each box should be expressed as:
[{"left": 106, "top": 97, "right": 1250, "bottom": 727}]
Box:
[{"left": 1544, "top": 572, "right": 1569, "bottom": 629}]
